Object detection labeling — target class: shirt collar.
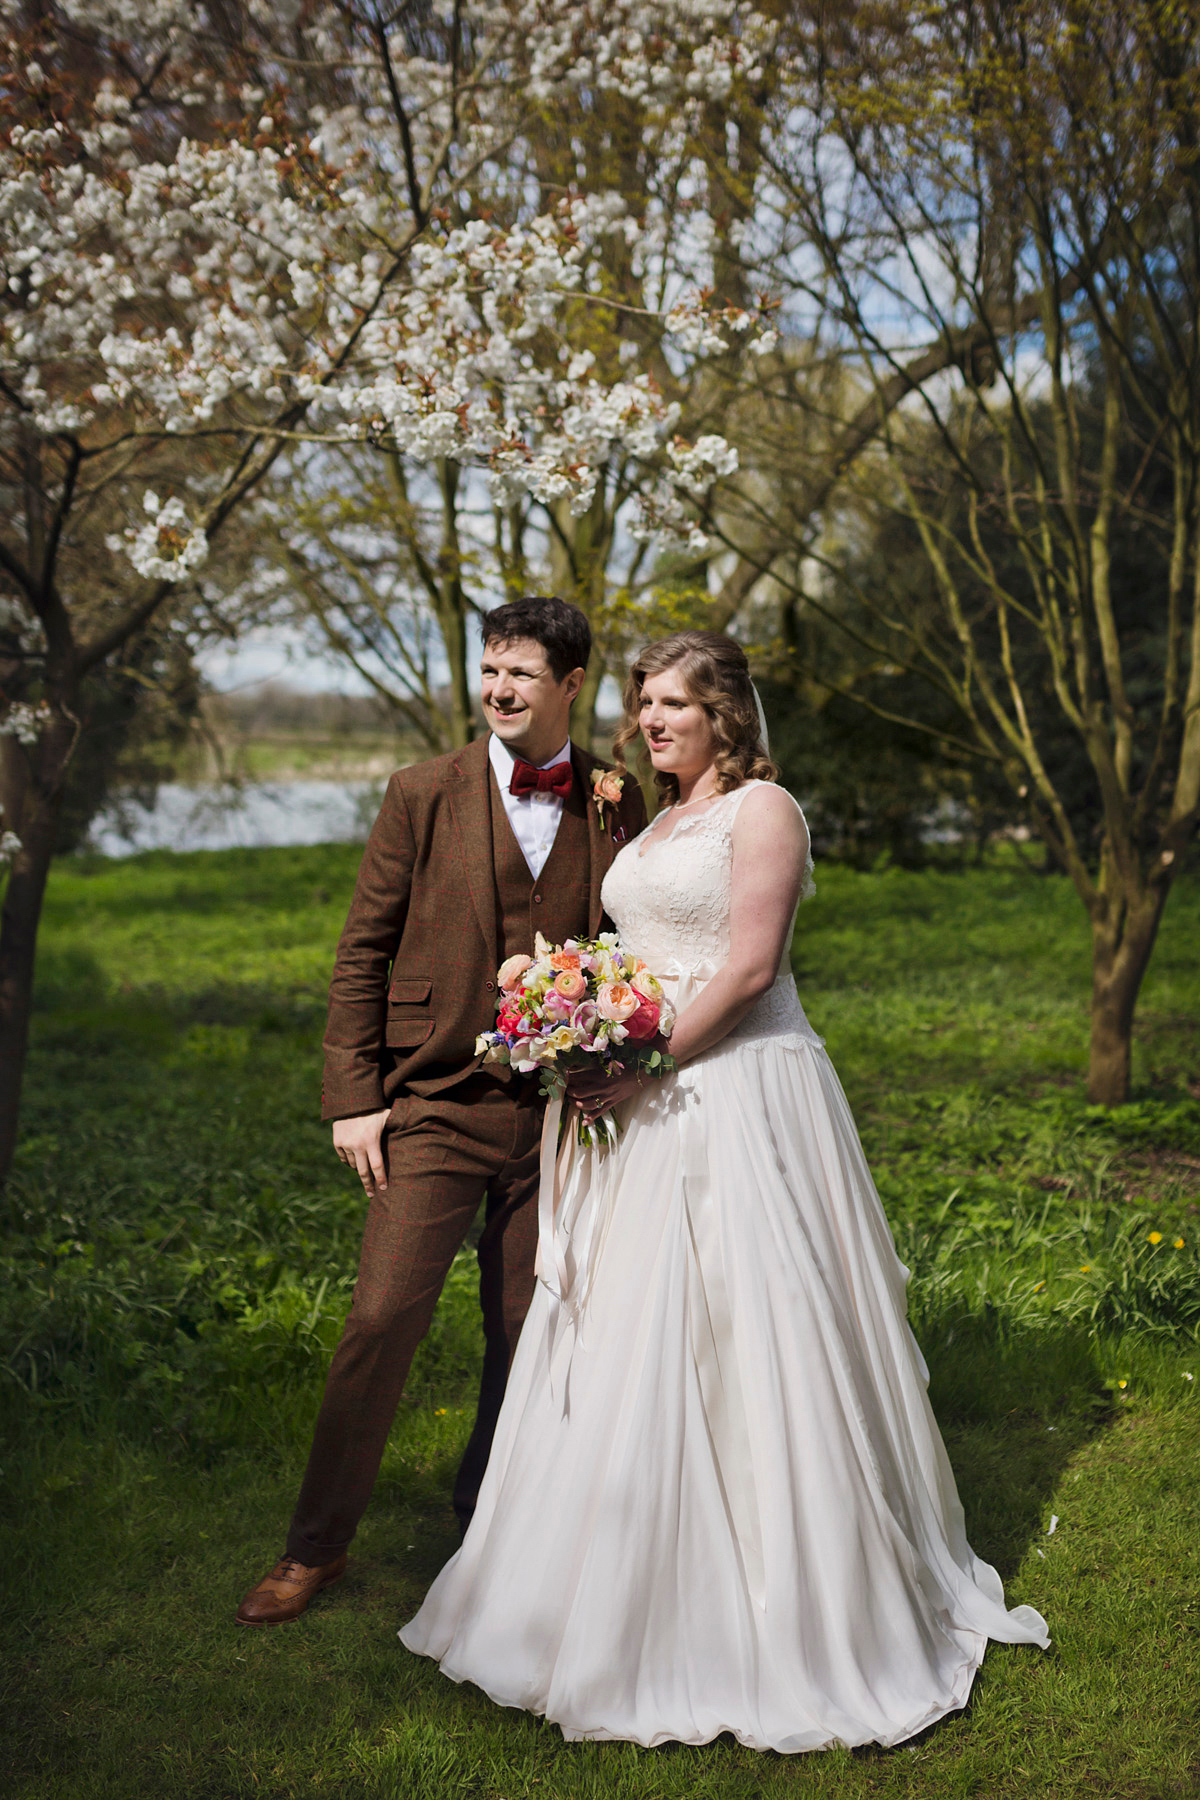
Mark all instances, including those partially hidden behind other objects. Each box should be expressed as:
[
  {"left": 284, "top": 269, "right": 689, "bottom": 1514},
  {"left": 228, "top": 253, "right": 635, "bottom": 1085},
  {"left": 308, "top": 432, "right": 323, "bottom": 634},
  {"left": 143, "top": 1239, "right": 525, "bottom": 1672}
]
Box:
[{"left": 488, "top": 734, "right": 572, "bottom": 783}]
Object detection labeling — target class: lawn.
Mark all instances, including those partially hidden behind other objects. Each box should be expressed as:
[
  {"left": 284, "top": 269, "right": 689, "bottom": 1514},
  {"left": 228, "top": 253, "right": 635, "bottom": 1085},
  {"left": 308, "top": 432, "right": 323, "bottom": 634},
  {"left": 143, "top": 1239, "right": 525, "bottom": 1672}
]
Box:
[{"left": 2, "top": 845, "right": 1198, "bottom": 1799}]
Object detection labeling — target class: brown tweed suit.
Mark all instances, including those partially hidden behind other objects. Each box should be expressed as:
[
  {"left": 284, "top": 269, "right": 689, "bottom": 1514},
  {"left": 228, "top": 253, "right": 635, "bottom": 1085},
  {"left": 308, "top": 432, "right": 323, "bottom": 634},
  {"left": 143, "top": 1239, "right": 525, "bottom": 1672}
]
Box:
[{"left": 287, "top": 735, "right": 647, "bottom": 1560}]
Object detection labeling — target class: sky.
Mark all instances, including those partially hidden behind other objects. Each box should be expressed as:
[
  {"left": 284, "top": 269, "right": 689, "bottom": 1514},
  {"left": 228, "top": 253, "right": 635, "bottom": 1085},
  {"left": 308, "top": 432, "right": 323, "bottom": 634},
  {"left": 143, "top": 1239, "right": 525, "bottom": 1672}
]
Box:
[
  {"left": 197, "top": 623, "right": 625, "bottom": 716},
  {"left": 198, "top": 624, "right": 377, "bottom": 694}
]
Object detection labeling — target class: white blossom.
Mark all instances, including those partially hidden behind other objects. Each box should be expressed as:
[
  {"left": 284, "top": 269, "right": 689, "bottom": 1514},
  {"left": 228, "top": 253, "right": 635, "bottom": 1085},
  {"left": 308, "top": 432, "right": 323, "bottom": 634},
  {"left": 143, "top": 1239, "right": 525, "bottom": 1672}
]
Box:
[
  {"left": 0, "top": 702, "right": 51, "bottom": 746},
  {"left": 2, "top": 0, "right": 780, "bottom": 595},
  {"left": 107, "top": 494, "right": 209, "bottom": 583}
]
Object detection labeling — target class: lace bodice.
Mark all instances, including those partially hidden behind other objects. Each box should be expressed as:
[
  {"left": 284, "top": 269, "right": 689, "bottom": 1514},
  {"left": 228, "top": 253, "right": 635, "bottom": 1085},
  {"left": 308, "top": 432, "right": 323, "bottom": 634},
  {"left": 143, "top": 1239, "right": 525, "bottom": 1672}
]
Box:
[{"left": 600, "top": 781, "right": 822, "bottom": 1048}]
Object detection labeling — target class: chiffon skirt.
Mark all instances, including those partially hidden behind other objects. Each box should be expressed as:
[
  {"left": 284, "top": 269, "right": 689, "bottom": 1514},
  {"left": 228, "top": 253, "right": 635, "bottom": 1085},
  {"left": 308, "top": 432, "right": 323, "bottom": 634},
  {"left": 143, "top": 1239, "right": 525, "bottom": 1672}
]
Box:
[{"left": 400, "top": 1031, "right": 1048, "bottom": 1752}]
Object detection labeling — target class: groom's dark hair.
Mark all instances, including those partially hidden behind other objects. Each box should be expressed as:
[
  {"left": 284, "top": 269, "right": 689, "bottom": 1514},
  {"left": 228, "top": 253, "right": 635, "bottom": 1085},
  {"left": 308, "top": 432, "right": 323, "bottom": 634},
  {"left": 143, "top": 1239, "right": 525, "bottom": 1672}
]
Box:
[{"left": 481, "top": 596, "right": 591, "bottom": 682}]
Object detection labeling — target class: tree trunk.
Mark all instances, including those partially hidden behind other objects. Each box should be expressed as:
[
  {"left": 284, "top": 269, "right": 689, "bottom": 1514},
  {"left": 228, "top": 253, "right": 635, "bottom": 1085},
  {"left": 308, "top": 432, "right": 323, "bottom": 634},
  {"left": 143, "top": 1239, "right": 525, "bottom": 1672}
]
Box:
[
  {"left": 1086, "top": 888, "right": 1168, "bottom": 1105},
  {"left": 0, "top": 727, "right": 72, "bottom": 1185},
  {"left": 577, "top": 653, "right": 607, "bottom": 754},
  {"left": 435, "top": 459, "right": 475, "bottom": 749}
]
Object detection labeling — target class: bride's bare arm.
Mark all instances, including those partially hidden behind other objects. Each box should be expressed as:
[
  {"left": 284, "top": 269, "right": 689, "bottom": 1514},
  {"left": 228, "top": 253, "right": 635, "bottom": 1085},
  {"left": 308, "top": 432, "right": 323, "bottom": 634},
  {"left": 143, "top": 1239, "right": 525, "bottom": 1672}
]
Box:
[{"left": 665, "top": 785, "right": 808, "bottom": 1067}]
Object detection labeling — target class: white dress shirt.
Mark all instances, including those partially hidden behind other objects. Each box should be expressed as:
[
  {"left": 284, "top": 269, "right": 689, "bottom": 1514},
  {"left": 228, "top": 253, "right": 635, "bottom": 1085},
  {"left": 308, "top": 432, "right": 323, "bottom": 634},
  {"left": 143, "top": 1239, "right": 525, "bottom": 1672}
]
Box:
[{"left": 488, "top": 733, "right": 572, "bottom": 880}]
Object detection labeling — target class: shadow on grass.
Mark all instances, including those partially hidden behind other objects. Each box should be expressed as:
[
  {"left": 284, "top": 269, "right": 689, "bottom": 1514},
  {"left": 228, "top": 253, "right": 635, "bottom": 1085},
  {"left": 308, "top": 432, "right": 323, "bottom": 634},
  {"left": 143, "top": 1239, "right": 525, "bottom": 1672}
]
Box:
[
  {"left": 55, "top": 843, "right": 362, "bottom": 920},
  {"left": 32, "top": 942, "right": 328, "bottom": 1031},
  {"left": 923, "top": 1312, "right": 1111, "bottom": 1580}
]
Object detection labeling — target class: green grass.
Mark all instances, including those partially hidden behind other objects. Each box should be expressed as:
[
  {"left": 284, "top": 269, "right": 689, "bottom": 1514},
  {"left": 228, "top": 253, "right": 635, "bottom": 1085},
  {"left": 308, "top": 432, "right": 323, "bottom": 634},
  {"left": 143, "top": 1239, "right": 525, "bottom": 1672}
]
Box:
[{"left": 3, "top": 848, "right": 1199, "bottom": 1798}]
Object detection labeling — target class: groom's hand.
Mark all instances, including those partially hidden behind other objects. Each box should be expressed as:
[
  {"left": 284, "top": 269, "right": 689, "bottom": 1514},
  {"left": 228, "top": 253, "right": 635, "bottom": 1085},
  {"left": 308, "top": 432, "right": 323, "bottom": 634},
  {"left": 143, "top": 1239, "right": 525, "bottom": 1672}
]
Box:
[{"left": 332, "top": 1108, "right": 392, "bottom": 1196}]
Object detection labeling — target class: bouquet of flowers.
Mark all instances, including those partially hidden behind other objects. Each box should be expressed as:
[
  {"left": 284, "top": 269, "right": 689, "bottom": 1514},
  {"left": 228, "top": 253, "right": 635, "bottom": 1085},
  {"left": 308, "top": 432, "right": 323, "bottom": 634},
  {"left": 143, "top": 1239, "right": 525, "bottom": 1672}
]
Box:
[{"left": 475, "top": 931, "right": 676, "bottom": 1144}]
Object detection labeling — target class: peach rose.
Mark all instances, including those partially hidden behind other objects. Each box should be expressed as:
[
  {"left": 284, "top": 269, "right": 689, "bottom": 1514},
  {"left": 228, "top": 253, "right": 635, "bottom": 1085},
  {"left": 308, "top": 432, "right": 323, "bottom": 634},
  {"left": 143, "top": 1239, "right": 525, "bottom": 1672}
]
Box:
[
  {"left": 497, "top": 953, "right": 533, "bottom": 991},
  {"left": 554, "top": 968, "right": 588, "bottom": 1002},
  {"left": 596, "top": 979, "right": 639, "bottom": 1022},
  {"left": 592, "top": 768, "right": 624, "bottom": 819},
  {"left": 594, "top": 769, "right": 624, "bottom": 804},
  {"left": 549, "top": 951, "right": 582, "bottom": 972}
]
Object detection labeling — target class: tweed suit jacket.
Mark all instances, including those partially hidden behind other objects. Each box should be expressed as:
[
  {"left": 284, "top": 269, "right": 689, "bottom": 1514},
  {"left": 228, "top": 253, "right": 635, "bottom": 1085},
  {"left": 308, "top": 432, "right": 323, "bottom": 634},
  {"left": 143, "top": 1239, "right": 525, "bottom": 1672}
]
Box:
[{"left": 321, "top": 733, "right": 649, "bottom": 1121}]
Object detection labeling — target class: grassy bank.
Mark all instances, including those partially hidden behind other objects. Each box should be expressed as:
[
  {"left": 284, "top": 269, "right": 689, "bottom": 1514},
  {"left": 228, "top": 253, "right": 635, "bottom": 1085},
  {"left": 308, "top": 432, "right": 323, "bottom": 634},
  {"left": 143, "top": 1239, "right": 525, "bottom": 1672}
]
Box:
[{"left": 3, "top": 848, "right": 1198, "bottom": 1798}]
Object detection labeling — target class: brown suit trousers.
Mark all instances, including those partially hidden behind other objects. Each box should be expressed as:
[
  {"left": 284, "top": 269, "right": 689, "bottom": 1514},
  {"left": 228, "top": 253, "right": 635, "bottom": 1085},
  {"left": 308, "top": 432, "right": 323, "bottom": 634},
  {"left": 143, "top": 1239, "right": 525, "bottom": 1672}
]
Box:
[
  {"left": 288, "top": 742, "right": 647, "bottom": 1558},
  {"left": 287, "top": 1076, "right": 543, "bottom": 1558}
]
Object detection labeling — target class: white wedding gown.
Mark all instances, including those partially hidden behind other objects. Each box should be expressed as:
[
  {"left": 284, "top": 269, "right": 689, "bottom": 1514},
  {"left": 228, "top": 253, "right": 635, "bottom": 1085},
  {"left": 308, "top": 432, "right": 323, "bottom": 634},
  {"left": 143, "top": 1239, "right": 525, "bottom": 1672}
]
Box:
[{"left": 400, "top": 782, "right": 1048, "bottom": 1751}]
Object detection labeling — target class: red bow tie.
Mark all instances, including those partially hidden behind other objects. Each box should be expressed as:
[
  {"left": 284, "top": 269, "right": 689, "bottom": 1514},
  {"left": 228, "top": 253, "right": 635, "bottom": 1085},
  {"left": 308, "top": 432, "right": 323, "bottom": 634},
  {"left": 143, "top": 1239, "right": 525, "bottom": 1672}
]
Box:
[{"left": 509, "top": 758, "right": 573, "bottom": 800}]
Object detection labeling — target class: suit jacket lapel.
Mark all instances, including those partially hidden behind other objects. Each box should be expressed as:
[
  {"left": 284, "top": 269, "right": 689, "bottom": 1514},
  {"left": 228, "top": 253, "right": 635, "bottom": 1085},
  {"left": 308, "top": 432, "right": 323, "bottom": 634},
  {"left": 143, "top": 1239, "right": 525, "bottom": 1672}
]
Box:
[
  {"left": 447, "top": 736, "right": 498, "bottom": 973},
  {"left": 574, "top": 744, "right": 612, "bottom": 936}
]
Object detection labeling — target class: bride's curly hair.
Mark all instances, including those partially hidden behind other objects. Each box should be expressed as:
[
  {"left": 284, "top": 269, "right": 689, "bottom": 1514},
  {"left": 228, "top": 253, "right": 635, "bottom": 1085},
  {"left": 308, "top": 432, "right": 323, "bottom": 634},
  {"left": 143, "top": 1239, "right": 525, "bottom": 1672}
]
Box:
[{"left": 612, "top": 631, "right": 779, "bottom": 806}]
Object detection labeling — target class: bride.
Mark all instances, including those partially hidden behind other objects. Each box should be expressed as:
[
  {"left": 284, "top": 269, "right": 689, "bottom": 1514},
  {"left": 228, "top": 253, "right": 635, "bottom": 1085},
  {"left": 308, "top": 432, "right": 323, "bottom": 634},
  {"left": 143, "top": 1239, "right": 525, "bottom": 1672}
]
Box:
[{"left": 400, "top": 630, "right": 1048, "bottom": 1752}]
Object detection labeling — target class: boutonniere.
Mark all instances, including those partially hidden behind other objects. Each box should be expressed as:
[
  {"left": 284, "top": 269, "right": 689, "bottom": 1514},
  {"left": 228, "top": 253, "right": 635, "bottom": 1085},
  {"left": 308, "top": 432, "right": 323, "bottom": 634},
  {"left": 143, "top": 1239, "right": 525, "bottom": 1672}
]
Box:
[{"left": 591, "top": 766, "right": 625, "bottom": 827}]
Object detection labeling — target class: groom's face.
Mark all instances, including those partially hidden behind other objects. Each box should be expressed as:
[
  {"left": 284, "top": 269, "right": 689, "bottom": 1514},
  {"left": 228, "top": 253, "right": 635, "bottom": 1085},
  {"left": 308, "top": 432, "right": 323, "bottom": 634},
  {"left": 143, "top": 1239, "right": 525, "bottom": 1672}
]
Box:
[{"left": 481, "top": 635, "right": 585, "bottom": 765}]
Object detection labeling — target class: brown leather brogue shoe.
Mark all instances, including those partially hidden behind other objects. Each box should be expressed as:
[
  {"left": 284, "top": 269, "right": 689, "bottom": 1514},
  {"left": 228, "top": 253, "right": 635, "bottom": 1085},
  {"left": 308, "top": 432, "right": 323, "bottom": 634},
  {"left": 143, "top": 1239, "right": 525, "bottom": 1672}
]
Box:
[{"left": 235, "top": 1552, "right": 348, "bottom": 1626}]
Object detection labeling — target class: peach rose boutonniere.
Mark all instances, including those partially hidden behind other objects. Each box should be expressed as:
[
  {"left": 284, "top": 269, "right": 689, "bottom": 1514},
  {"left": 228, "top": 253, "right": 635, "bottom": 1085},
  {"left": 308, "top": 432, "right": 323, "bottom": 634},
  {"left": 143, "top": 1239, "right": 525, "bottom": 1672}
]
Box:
[{"left": 592, "top": 766, "right": 624, "bottom": 824}]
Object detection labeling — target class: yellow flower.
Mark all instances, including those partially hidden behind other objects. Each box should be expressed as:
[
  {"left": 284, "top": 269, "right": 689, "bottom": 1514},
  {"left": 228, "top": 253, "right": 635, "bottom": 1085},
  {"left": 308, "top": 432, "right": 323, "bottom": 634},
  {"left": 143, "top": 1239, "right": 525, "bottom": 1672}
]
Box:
[
  {"left": 1147, "top": 1230, "right": 1163, "bottom": 1245},
  {"left": 434, "top": 1407, "right": 446, "bottom": 1417},
  {"left": 1079, "top": 1264, "right": 1091, "bottom": 1273},
  {"left": 1174, "top": 1237, "right": 1185, "bottom": 1249},
  {"left": 1117, "top": 1379, "right": 1128, "bottom": 1390},
  {"left": 1033, "top": 1280, "right": 1046, "bottom": 1293}
]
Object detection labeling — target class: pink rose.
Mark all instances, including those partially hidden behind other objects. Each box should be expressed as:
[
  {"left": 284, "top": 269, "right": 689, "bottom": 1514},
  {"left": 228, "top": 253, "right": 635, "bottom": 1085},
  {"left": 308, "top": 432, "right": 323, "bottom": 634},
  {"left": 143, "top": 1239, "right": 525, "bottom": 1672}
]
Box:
[
  {"left": 596, "top": 979, "right": 639, "bottom": 1022},
  {"left": 622, "top": 995, "right": 661, "bottom": 1043},
  {"left": 497, "top": 953, "right": 533, "bottom": 991},
  {"left": 554, "top": 968, "right": 587, "bottom": 1002}
]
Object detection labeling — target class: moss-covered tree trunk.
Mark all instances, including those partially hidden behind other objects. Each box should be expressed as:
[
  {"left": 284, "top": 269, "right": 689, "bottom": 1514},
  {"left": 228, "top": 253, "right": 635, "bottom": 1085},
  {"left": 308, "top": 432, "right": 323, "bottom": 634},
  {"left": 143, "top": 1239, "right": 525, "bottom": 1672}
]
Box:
[
  {"left": 0, "top": 713, "right": 76, "bottom": 1185},
  {"left": 1086, "top": 882, "right": 1171, "bottom": 1106}
]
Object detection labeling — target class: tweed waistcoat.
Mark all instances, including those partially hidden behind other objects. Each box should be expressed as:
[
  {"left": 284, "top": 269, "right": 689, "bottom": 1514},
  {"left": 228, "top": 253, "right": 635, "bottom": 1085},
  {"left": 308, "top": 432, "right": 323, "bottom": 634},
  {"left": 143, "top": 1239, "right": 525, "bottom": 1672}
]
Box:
[{"left": 488, "top": 768, "right": 593, "bottom": 963}]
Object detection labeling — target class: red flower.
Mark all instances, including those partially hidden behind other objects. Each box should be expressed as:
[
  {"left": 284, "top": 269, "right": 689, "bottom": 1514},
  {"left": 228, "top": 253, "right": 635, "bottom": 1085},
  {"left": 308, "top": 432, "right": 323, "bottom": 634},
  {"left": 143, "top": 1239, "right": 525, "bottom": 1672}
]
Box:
[
  {"left": 622, "top": 996, "right": 661, "bottom": 1042},
  {"left": 497, "top": 1000, "right": 524, "bottom": 1035}
]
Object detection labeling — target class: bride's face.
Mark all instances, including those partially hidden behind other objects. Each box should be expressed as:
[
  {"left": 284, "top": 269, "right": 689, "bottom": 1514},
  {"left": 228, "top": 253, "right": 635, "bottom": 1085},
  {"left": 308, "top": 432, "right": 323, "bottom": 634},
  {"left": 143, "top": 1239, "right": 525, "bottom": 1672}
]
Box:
[{"left": 639, "top": 668, "right": 717, "bottom": 783}]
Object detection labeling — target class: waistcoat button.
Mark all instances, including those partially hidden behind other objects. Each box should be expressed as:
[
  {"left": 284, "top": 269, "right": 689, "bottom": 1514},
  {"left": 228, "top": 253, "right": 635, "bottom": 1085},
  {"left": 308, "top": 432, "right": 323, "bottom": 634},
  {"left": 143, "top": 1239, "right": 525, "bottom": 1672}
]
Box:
[{"left": 533, "top": 893, "right": 543, "bottom": 905}]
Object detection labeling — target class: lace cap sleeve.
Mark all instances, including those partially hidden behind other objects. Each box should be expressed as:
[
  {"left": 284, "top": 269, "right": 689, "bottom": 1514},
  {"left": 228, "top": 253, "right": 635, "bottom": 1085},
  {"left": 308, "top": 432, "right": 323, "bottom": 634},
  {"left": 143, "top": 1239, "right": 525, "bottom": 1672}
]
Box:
[{"left": 726, "top": 781, "right": 816, "bottom": 900}]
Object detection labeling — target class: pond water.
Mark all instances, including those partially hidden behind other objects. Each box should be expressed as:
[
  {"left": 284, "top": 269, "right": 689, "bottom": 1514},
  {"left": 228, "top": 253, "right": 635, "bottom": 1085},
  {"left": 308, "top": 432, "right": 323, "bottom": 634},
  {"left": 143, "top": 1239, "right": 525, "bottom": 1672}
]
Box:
[
  {"left": 84, "top": 779, "right": 388, "bottom": 858},
  {"left": 83, "top": 779, "right": 977, "bottom": 860}
]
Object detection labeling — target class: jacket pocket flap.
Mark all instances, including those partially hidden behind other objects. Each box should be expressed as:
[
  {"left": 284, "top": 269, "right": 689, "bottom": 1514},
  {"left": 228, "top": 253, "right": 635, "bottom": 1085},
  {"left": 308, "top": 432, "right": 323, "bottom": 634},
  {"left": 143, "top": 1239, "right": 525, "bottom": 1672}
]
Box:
[
  {"left": 389, "top": 978, "right": 432, "bottom": 1004},
  {"left": 384, "top": 1017, "right": 435, "bottom": 1048}
]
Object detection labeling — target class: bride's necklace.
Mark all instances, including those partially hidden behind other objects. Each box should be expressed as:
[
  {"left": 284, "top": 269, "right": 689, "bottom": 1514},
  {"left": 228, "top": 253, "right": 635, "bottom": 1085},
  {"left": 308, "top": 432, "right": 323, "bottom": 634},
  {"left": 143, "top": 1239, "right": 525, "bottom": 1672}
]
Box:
[{"left": 671, "top": 786, "right": 721, "bottom": 812}]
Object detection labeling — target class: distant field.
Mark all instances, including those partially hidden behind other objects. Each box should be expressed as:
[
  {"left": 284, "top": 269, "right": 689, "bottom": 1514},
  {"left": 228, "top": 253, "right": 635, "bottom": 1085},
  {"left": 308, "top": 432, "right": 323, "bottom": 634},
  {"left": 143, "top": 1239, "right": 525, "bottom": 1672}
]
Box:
[
  {"left": 2, "top": 848, "right": 1198, "bottom": 1799},
  {"left": 176, "top": 728, "right": 410, "bottom": 784}
]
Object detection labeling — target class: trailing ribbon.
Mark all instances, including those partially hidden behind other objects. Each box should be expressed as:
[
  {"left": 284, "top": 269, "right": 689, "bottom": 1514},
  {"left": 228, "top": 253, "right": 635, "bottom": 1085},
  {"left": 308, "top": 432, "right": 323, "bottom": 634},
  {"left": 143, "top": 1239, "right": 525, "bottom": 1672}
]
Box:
[{"left": 536, "top": 1088, "right": 618, "bottom": 1412}]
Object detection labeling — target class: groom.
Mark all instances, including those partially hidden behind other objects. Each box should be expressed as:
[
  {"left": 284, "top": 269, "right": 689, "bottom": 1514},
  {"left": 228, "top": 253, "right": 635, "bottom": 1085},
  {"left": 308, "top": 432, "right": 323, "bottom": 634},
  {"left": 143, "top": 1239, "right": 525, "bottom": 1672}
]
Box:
[{"left": 236, "top": 596, "right": 647, "bottom": 1625}]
